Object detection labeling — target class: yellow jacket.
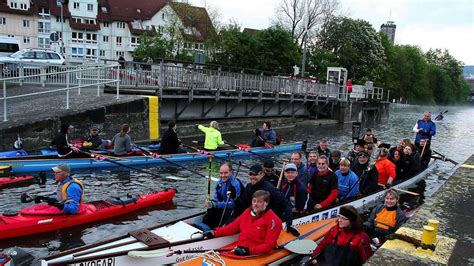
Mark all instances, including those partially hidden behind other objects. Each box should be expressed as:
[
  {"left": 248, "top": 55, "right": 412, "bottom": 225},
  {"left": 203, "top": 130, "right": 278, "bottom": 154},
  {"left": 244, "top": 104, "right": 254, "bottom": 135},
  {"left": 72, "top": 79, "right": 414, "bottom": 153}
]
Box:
[{"left": 198, "top": 125, "right": 224, "bottom": 150}]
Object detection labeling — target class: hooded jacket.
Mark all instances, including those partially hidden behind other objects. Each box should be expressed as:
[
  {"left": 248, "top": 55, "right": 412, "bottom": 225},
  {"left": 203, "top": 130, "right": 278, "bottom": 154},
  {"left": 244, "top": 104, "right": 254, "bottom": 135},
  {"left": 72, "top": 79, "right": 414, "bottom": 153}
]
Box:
[
  {"left": 351, "top": 162, "right": 379, "bottom": 195},
  {"left": 51, "top": 124, "right": 73, "bottom": 157}
]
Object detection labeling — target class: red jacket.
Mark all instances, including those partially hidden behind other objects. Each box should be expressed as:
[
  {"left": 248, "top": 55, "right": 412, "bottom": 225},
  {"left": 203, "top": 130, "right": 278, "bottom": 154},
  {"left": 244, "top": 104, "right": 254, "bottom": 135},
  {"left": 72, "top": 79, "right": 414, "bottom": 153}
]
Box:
[
  {"left": 375, "top": 157, "right": 396, "bottom": 185},
  {"left": 214, "top": 208, "right": 283, "bottom": 255},
  {"left": 312, "top": 224, "right": 372, "bottom": 264}
]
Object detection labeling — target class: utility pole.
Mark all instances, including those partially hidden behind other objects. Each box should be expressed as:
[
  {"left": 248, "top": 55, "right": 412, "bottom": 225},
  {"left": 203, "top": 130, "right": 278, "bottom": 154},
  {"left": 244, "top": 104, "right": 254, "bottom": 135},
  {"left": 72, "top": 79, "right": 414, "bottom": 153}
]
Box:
[
  {"left": 301, "top": 0, "right": 310, "bottom": 77},
  {"left": 57, "top": 0, "right": 64, "bottom": 55}
]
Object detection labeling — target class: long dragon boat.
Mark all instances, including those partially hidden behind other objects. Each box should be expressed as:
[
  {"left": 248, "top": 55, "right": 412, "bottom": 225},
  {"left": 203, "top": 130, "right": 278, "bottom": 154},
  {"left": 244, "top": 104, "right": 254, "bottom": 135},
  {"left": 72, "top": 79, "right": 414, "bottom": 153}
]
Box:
[
  {"left": 0, "top": 142, "right": 303, "bottom": 173},
  {"left": 40, "top": 159, "right": 438, "bottom": 266}
]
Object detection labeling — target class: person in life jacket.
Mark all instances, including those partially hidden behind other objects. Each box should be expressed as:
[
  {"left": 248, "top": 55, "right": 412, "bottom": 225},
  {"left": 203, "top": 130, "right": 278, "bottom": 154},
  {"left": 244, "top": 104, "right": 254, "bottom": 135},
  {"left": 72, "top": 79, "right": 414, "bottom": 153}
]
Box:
[
  {"left": 203, "top": 163, "right": 243, "bottom": 229},
  {"left": 81, "top": 125, "right": 104, "bottom": 151},
  {"left": 197, "top": 121, "right": 225, "bottom": 151},
  {"left": 310, "top": 205, "right": 372, "bottom": 265},
  {"left": 251, "top": 121, "right": 277, "bottom": 147},
  {"left": 412, "top": 112, "right": 436, "bottom": 150},
  {"left": 41, "top": 164, "right": 84, "bottom": 214},
  {"left": 279, "top": 163, "right": 309, "bottom": 214},
  {"left": 203, "top": 190, "right": 283, "bottom": 256},
  {"left": 364, "top": 190, "right": 407, "bottom": 240}
]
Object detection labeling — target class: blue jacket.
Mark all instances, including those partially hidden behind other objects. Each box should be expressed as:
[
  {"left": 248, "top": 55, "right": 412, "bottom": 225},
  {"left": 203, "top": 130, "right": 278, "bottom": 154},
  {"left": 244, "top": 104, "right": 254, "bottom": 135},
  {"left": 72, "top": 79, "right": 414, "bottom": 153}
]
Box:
[
  {"left": 213, "top": 175, "right": 242, "bottom": 209},
  {"left": 414, "top": 119, "right": 436, "bottom": 145},
  {"left": 257, "top": 128, "right": 277, "bottom": 144},
  {"left": 335, "top": 170, "right": 359, "bottom": 200},
  {"left": 296, "top": 162, "right": 309, "bottom": 185},
  {"left": 280, "top": 179, "right": 309, "bottom": 212},
  {"left": 51, "top": 176, "right": 83, "bottom": 214}
]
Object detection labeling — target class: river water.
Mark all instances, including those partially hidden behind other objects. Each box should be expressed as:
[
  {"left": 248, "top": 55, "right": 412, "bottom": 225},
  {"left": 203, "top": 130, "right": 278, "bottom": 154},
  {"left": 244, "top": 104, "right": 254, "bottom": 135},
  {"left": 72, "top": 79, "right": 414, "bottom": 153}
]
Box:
[{"left": 1, "top": 105, "right": 473, "bottom": 262}]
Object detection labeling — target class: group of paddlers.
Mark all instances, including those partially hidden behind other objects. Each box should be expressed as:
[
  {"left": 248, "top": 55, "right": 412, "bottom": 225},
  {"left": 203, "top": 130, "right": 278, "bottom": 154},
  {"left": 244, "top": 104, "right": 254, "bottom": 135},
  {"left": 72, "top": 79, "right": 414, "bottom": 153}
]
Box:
[{"left": 43, "top": 111, "right": 436, "bottom": 265}]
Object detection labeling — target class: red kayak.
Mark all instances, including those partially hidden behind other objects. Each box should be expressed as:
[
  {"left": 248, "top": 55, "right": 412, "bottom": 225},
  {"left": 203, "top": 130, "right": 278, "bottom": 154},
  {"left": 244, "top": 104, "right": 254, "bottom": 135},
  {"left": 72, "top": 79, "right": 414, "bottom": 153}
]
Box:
[
  {"left": 0, "top": 176, "right": 34, "bottom": 188},
  {"left": 0, "top": 188, "right": 176, "bottom": 240}
]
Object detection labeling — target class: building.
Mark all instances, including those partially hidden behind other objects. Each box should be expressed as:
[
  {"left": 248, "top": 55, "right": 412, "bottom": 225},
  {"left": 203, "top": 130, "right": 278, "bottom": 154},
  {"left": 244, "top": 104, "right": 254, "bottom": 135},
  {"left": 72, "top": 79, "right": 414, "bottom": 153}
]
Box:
[
  {"left": 380, "top": 21, "right": 396, "bottom": 44},
  {"left": 0, "top": 0, "right": 214, "bottom": 62}
]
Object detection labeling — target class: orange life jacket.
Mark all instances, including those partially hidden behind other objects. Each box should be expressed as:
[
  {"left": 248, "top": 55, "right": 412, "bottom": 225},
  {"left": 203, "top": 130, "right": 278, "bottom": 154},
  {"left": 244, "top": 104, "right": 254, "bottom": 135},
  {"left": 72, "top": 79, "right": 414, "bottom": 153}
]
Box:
[
  {"left": 374, "top": 208, "right": 397, "bottom": 230},
  {"left": 56, "top": 178, "right": 85, "bottom": 203}
]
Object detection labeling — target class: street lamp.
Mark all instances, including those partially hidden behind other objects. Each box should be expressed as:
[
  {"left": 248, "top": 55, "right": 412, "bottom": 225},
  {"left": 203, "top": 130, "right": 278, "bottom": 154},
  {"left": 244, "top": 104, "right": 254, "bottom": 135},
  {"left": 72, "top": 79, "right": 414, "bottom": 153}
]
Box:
[{"left": 56, "top": 0, "right": 64, "bottom": 55}]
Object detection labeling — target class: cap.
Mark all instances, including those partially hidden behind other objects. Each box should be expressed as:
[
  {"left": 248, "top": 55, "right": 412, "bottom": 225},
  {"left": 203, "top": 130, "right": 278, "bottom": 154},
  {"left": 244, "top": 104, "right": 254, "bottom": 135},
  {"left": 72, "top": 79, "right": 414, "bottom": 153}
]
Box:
[
  {"left": 284, "top": 163, "right": 297, "bottom": 171},
  {"left": 68, "top": 125, "right": 74, "bottom": 129},
  {"left": 358, "top": 151, "right": 370, "bottom": 158},
  {"left": 90, "top": 125, "right": 99, "bottom": 130},
  {"left": 263, "top": 160, "right": 274, "bottom": 168},
  {"left": 355, "top": 139, "right": 366, "bottom": 147},
  {"left": 378, "top": 143, "right": 391, "bottom": 149},
  {"left": 52, "top": 163, "right": 70, "bottom": 173},
  {"left": 249, "top": 164, "right": 263, "bottom": 174}
]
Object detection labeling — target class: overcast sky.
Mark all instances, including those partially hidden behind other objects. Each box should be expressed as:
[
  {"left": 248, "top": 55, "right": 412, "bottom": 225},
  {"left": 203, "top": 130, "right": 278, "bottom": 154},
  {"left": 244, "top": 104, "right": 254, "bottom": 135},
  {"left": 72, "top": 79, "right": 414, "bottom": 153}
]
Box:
[{"left": 189, "top": 0, "right": 474, "bottom": 65}]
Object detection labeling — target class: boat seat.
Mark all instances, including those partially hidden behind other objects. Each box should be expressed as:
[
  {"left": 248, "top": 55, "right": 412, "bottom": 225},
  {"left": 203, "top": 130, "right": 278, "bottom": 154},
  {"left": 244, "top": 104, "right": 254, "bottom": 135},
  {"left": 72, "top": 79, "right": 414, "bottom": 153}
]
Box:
[
  {"left": 106, "top": 194, "right": 138, "bottom": 206},
  {"left": 129, "top": 228, "right": 170, "bottom": 247}
]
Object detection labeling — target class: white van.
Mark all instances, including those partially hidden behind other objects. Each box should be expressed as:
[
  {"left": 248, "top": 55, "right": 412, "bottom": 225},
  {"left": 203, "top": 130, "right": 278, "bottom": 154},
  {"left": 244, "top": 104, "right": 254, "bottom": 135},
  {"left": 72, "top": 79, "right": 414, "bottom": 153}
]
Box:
[{"left": 0, "top": 36, "right": 20, "bottom": 57}]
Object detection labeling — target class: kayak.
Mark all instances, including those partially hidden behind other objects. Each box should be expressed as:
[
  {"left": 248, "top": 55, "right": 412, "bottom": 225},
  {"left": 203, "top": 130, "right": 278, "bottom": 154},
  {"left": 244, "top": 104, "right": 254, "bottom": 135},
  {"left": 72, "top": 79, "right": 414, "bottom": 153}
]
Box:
[
  {"left": 0, "top": 188, "right": 176, "bottom": 240},
  {"left": 0, "top": 175, "right": 34, "bottom": 189},
  {"left": 178, "top": 218, "right": 336, "bottom": 265},
  {"left": 41, "top": 161, "right": 438, "bottom": 266},
  {"left": 0, "top": 142, "right": 303, "bottom": 173}
]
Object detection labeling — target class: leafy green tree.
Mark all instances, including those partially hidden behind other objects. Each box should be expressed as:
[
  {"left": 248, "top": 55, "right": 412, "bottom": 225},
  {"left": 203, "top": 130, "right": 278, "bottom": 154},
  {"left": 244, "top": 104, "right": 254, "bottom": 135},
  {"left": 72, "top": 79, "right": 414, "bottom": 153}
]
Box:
[
  {"left": 133, "top": 33, "right": 172, "bottom": 62},
  {"left": 312, "top": 16, "right": 386, "bottom": 83},
  {"left": 253, "top": 26, "right": 301, "bottom": 73},
  {"left": 212, "top": 24, "right": 258, "bottom": 69}
]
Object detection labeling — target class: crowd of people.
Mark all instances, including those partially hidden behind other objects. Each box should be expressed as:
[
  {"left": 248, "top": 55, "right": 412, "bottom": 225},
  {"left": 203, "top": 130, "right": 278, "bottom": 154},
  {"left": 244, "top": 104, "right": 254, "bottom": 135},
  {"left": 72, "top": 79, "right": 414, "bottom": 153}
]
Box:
[{"left": 43, "top": 112, "right": 436, "bottom": 264}]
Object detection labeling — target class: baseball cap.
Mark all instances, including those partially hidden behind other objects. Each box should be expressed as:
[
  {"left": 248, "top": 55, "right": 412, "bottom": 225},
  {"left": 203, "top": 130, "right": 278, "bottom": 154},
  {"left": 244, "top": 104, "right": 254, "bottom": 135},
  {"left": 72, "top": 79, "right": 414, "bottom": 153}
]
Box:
[
  {"left": 358, "top": 151, "right": 370, "bottom": 158},
  {"left": 263, "top": 160, "right": 274, "bottom": 168},
  {"left": 52, "top": 164, "right": 70, "bottom": 173},
  {"left": 249, "top": 164, "right": 263, "bottom": 174},
  {"left": 284, "top": 163, "right": 297, "bottom": 171},
  {"left": 90, "top": 125, "right": 100, "bottom": 130}
]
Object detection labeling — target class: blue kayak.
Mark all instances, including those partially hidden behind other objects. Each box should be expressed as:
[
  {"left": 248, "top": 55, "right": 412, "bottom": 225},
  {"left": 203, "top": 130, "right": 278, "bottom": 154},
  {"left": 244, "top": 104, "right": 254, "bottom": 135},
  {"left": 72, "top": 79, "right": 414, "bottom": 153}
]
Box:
[{"left": 0, "top": 142, "right": 302, "bottom": 173}]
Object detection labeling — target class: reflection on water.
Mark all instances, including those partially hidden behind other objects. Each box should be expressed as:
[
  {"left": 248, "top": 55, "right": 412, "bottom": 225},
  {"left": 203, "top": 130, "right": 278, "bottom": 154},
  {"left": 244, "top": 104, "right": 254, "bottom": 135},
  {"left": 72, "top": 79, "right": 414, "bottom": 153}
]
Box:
[{"left": 0, "top": 106, "right": 473, "bottom": 260}]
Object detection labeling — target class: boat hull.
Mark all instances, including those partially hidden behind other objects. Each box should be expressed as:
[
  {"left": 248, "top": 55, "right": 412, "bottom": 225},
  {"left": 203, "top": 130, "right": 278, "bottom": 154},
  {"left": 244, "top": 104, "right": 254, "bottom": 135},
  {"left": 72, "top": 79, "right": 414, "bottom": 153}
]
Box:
[
  {"left": 0, "top": 143, "right": 302, "bottom": 173},
  {"left": 41, "top": 161, "right": 437, "bottom": 266},
  {"left": 0, "top": 189, "right": 176, "bottom": 240}
]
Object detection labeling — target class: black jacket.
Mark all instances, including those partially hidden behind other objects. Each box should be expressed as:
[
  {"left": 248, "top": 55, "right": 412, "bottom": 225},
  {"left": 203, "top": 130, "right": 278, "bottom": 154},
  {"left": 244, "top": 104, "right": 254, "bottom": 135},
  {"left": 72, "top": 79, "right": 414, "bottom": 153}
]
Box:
[
  {"left": 400, "top": 154, "right": 419, "bottom": 180},
  {"left": 351, "top": 162, "right": 379, "bottom": 195},
  {"left": 83, "top": 134, "right": 103, "bottom": 150},
  {"left": 237, "top": 179, "right": 293, "bottom": 226},
  {"left": 51, "top": 124, "right": 72, "bottom": 156},
  {"left": 159, "top": 128, "right": 181, "bottom": 154}
]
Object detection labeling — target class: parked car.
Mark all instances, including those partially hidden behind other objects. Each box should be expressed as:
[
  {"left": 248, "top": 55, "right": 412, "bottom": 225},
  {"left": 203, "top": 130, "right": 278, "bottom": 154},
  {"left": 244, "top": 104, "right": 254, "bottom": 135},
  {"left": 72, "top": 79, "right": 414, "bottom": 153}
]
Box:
[
  {"left": 0, "top": 36, "right": 20, "bottom": 57},
  {"left": 0, "top": 48, "right": 65, "bottom": 76}
]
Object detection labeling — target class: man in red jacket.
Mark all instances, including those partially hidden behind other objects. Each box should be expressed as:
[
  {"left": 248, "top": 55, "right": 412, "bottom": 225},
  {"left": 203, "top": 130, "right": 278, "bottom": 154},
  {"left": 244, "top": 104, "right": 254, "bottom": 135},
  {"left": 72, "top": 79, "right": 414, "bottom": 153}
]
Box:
[
  {"left": 204, "top": 190, "right": 283, "bottom": 256},
  {"left": 307, "top": 156, "right": 338, "bottom": 210}
]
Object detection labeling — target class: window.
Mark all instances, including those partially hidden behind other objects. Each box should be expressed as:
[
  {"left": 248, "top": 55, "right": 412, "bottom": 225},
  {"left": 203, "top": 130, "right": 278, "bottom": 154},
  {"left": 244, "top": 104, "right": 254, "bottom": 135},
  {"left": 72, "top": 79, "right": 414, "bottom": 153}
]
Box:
[
  {"left": 22, "top": 51, "right": 35, "bottom": 59},
  {"left": 85, "top": 33, "right": 97, "bottom": 42},
  {"left": 20, "top": 3, "right": 27, "bottom": 10},
  {"left": 85, "top": 19, "right": 95, "bottom": 24},
  {"left": 39, "top": 8, "right": 50, "bottom": 15},
  {"left": 117, "top": 22, "right": 125, "bottom": 29},
  {"left": 71, "top": 32, "right": 83, "bottom": 42},
  {"left": 87, "top": 4, "right": 93, "bottom": 11},
  {"left": 23, "top": 36, "right": 30, "bottom": 44},
  {"left": 72, "top": 17, "right": 82, "bottom": 23},
  {"left": 73, "top": 2, "right": 79, "bottom": 9},
  {"left": 131, "top": 37, "right": 139, "bottom": 44},
  {"left": 56, "top": 17, "right": 65, "bottom": 23},
  {"left": 38, "top": 22, "right": 50, "bottom": 33},
  {"left": 0, "top": 17, "right": 5, "bottom": 24},
  {"left": 86, "top": 48, "right": 96, "bottom": 56},
  {"left": 38, "top": 37, "right": 50, "bottom": 48},
  {"left": 103, "top": 36, "right": 109, "bottom": 42},
  {"left": 23, "top": 20, "right": 30, "bottom": 27},
  {"left": 116, "top": 36, "right": 122, "bottom": 45},
  {"left": 48, "top": 52, "right": 60, "bottom": 59},
  {"left": 71, "top": 47, "right": 84, "bottom": 55},
  {"left": 101, "top": 6, "right": 107, "bottom": 13},
  {"left": 36, "top": 51, "right": 48, "bottom": 59},
  {"left": 115, "top": 51, "right": 124, "bottom": 57},
  {"left": 194, "top": 43, "right": 198, "bottom": 49},
  {"left": 103, "top": 22, "right": 110, "bottom": 27},
  {"left": 162, "top": 13, "right": 164, "bottom": 20},
  {"left": 99, "top": 50, "right": 105, "bottom": 57}
]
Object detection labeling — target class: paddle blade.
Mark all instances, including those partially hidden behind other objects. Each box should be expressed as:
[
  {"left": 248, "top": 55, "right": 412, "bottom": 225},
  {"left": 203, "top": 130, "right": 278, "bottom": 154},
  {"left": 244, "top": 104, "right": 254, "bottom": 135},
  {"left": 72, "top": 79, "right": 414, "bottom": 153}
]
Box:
[
  {"left": 127, "top": 250, "right": 170, "bottom": 258},
  {"left": 284, "top": 239, "right": 317, "bottom": 255}
]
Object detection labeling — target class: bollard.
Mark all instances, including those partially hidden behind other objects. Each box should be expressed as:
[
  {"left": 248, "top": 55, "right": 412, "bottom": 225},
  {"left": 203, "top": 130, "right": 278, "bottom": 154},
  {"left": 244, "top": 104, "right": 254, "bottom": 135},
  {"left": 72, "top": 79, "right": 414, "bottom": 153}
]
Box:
[
  {"left": 428, "top": 219, "right": 439, "bottom": 241},
  {"left": 421, "top": 225, "right": 436, "bottom": 246}
]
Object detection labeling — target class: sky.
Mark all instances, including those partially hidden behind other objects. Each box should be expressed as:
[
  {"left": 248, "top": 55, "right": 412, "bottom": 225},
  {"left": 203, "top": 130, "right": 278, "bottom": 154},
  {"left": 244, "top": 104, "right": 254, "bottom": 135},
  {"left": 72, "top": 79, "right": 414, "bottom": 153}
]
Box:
[{"left": 189, "top": 0, "right": 474, "bottom": 65}]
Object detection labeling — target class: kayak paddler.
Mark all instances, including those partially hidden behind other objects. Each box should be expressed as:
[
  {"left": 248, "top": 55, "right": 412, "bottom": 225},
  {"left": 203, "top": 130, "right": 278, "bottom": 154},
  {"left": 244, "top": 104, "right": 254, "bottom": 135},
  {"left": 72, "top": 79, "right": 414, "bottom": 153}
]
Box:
[
  {"left": 196, "top": 121, "right": 225, "bottom": 151},
  {"left": 203, "top": 190, "right": 283, "bottom": 256},
  {"left": 36, "top": 164, "right": 84, "bottom": 214}
]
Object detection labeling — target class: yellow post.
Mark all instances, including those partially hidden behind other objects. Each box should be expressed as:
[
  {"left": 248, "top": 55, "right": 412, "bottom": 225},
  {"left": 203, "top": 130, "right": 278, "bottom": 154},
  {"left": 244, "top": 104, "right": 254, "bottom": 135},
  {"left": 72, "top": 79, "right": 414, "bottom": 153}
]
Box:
[
  {"left": 147, "top": 96, "right": 159, "bottom": 140},
  {"left": 421, "top": 225, "right": 436, "bottom": 246},
  {"left": 428, "top": 219, "right": 439, "bottom": 241}
]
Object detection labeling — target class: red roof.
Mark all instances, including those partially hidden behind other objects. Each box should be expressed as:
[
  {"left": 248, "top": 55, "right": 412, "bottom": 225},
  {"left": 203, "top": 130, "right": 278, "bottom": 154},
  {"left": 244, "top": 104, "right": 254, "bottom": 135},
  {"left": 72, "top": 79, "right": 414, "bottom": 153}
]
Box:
[
  {"left": 99, "top": 0, "right": 167, "bottom": 22},
  {"left": 170, "top": 2, "right": 215, "bottom": 42}
]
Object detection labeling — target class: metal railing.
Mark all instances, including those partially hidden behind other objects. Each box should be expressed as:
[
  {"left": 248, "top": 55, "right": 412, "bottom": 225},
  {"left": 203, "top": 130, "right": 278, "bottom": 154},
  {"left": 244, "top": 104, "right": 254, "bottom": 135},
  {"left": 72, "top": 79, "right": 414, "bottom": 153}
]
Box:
[{"left": 1, "top": 64, "right": 121, "bottom": 121}]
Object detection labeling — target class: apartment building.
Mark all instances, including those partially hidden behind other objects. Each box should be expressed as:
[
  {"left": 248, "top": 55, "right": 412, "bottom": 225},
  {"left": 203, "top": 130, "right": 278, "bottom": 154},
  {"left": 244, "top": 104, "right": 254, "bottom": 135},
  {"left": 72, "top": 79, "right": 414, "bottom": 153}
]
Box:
[{"left": 0, "top": 0, "right": 215, "bottom": 62}]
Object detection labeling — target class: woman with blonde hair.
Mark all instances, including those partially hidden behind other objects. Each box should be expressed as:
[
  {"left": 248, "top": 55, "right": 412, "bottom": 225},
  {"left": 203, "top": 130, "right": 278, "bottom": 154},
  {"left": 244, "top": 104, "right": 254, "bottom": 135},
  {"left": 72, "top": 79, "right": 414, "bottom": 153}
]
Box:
[{"left": 197, "top": 121, "right": 225, "bottom": 151}]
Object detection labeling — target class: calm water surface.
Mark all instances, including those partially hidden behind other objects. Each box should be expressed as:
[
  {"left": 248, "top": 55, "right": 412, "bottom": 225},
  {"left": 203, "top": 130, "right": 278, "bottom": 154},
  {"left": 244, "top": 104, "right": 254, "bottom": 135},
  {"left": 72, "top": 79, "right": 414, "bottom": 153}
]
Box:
[{"left": 1, "top": 106, "right": 473, "bottom": 260}]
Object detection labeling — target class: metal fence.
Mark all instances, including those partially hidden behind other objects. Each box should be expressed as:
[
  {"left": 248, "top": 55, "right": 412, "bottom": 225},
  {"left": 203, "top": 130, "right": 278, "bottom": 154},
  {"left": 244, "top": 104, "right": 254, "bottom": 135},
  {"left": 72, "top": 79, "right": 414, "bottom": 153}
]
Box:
[{"left": 0, "top": 64, "right": 121, "bottom": 121}]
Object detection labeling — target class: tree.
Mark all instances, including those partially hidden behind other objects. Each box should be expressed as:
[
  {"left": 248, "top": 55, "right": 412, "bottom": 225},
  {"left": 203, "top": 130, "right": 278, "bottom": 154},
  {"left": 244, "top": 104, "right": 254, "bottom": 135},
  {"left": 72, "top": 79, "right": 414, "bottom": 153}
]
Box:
[
  {"left": 274, "top": 0, "right": 340, "bottom": 48},
  {"left": 312, "top": 16, "right": 386, "bottom": 84},
  {"left": 133, "top": 33, "right": 172, "bottom": 61},
  {"left": 212, "top": 24, "right": 258, "bottom": 69},
  {"left": 253, "top": 26, "right": 301, "bottom": 73}
]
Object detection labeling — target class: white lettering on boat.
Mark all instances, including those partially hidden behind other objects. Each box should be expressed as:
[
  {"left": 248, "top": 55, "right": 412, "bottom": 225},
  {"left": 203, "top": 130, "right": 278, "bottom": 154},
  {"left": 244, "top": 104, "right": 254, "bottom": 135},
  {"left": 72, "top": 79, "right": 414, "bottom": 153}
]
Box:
[
  {"left": 37, "top": 219, "right": 53, "bottom": 224},
  {"left": 75, "top": 257, "right": 115, "bottom": 266},
  {"left": 175, "top": 246, "right": 204, "bottom": 263}
]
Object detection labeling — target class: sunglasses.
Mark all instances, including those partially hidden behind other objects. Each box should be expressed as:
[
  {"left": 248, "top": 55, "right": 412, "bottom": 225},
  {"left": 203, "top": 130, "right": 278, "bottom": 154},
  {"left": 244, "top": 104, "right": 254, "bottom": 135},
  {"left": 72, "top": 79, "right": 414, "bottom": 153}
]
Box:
[{"left": 249, "top": 172, "right": 260, "bottom": 176}]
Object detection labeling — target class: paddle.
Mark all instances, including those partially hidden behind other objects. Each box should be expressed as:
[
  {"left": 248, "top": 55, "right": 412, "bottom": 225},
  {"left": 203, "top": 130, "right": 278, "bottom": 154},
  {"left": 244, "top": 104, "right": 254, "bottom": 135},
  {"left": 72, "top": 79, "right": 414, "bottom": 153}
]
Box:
[
  {"left": 20, "top": 193, "right": 48, "bottom": 203},
  {"left": 432, "top": 150, "right": 458, "bottom": 165},
  {"left": 377, "top": 184, "right": 420, "bottom": 196},
  {"left": 182, "top": 143, "right": 250, "bottom": 170},
  {"left": 76, "top": 150, "right": 167, "bottom": 180},
  {"left": 207, "top": 156, "right": 213, "bottom": 201},
  {"left": 254, "top": 129, "right": 274, "bottom": 149},
  {"left": 133, "top": 145, "right": 212, "bottom": 179},
  {"left": 276, "top": 161, "right": 288, "bottom": 189},
  {"left": 225, "top": 142, "right": 285, "bottom": 165}
]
